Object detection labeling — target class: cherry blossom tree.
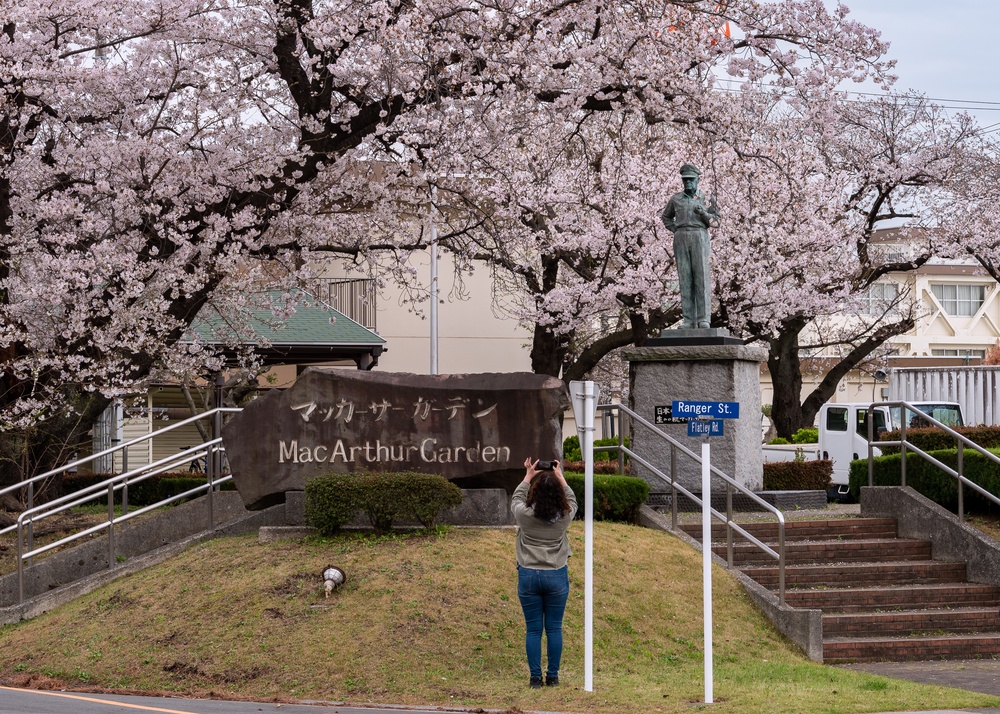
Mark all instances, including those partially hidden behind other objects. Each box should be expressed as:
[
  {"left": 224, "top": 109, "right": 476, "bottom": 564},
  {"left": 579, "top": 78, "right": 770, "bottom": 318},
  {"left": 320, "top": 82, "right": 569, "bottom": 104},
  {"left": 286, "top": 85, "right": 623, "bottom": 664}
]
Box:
[
  {"left": 0, "top": 0, "right": 894, "bottom": 482},
  {"left": 710, "top": 93, "right": 980, "bottom": 436}
]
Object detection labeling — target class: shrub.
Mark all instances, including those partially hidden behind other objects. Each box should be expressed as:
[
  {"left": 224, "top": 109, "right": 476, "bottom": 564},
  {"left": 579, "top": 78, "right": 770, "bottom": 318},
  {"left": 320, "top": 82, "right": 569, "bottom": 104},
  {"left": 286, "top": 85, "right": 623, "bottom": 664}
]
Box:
[
  {"left": 563, "top": 435, "right": 581, "bottom": 461},
  {"left": 792, "top": 427, "right": 818, "bottom": 444},
  {"left": 560, "top": 460, "right": 629, "bottom": 475},
  {"left": 63, "top": 472, "right": 235, "bottom": 507},
  {"left": 878, "top": 426, "right": 1000, "bottom": 455},
  {"left": 304, "top": 473, "right": 365, "bottom": 535},
  {"left": 563, "top": 473, "right": 649, "bottom": 523},
  {"left": 304, "top": 471, "right": 464, "bottom": 535},
  {"left": 848, "top": 447, "right": 1000, "bottom": 511},
  {"left": 762, "top": 460, "right": 832, "bottom": 491},
  {"left": 562, "top": 435, "right": 630, "bottom": 463},
  {"left": 768, "top": 436, "right": 790, "bottom": 445},
  {"left": 393, "top": 472, "right": 463, "bottom": 528}
]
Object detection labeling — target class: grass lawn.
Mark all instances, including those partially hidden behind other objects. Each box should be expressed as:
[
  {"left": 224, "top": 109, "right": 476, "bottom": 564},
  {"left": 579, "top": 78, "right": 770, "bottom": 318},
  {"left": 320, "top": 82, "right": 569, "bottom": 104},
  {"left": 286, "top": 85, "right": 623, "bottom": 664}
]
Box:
[{"left": 0, "top": 521, "right": 998, "bottom": 713}]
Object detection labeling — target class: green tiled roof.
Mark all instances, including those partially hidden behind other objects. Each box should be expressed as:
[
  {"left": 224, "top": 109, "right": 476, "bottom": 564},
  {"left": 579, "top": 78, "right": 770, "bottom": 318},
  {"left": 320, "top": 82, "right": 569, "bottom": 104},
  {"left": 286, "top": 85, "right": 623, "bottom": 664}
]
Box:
[{"left": 186, "top": 290, "right": 384, "bottom": 347}]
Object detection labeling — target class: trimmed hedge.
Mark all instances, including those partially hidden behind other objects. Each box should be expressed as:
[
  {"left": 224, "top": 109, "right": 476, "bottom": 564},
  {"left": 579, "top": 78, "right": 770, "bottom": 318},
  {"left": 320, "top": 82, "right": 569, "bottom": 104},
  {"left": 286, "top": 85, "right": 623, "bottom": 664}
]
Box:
[
  {"left": 879, "top": 426, "right": 1000, "bottom": 454},
  {"left": 560, "top": 460, "right": 630, "bottom": 475},
  {"left": 792, "top": 427, "right": 818, "bottom": 444},
  {"left": 562, "top": 435, "right": 630, "bottom": 463},
  {"left": 304, "top": 471, "right": 464, "bottom": 535},
  {"left": 563, "top": 473, "right": 650, "bottom": 523},
  {"left": 762, "top": 460, "right": 833, "bottom": 492},
  {"left": 63, "top": 472, "right": 235, "bottom": 507},
  {"left": 848, "top": 448, "right": 1000, "bottom": 511}
]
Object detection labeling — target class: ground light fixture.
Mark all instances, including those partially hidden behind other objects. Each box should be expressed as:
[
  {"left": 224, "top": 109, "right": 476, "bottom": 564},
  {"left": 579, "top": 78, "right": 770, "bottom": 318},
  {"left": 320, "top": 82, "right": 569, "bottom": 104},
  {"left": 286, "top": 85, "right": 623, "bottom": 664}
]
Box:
[{"left": 322, "top": 565, "right": 347, "bottom": 597}]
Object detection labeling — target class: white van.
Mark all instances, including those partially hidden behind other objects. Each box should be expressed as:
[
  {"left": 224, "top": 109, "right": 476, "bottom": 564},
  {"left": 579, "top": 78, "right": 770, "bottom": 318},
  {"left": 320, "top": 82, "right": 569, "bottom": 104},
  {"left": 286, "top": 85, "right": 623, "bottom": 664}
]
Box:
[{"left": 818, "top": 401, "right": 964, "bottom": 498}]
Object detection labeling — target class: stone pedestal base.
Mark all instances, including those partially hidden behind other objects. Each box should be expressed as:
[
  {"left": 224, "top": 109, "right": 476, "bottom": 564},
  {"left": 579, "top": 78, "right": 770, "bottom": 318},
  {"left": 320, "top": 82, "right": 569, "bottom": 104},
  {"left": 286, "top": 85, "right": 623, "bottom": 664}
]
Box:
[{"left": 624, "top": 342, "right": 767, "bottom": 494}]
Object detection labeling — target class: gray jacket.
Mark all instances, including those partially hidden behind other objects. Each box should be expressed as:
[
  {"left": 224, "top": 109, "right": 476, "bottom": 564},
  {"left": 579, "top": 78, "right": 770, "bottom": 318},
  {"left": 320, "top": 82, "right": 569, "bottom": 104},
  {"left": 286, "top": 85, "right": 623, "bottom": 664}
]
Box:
[{"left": 510, "top": 480, "right": 578, "bottom": 569}]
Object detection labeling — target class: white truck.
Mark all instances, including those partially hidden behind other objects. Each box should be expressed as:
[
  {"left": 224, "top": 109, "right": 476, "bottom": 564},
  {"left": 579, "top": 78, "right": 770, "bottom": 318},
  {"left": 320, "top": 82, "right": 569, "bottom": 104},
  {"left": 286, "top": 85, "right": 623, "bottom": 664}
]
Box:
[{"left": 763, "top": 401, "right": 965, "bottom": 500}]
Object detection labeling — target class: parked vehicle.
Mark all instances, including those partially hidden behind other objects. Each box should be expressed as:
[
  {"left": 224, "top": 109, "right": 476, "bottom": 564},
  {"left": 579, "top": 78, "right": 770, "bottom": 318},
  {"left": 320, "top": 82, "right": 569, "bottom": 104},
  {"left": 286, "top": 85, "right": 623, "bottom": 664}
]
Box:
[{"left": 763, "top": 401, "right": 965, "bottom": 501}]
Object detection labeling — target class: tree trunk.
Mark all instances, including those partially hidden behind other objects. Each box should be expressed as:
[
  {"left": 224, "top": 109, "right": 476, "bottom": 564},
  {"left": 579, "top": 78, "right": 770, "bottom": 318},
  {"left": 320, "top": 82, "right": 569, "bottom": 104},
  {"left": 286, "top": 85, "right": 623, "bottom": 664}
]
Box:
[{"left": 767, "top": 318, "right": 809, "bottom": 439}]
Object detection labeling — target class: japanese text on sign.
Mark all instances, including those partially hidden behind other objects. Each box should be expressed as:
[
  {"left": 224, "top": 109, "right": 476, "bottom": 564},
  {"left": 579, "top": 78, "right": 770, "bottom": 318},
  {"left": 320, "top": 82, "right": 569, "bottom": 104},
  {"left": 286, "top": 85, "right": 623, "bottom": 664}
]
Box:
[{"left": 289, "top": 397, "right": 498, "bottom": 424}]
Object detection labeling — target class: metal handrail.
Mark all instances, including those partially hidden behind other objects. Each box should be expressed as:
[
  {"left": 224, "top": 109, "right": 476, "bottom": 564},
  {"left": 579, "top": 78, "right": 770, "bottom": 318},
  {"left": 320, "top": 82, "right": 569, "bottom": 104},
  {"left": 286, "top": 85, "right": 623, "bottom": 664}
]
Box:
[
  {"left": 598, "top": 402, "right": 787, "bottom": 605},
  {"left": 867, "top": 400, "right": 1000, "bottom": 520},
  {"left": 0, "top": 407, "right": 242, "bottom": 509},
  {"left": 8, "top": 407, "right": 242, "bottom": 604}
]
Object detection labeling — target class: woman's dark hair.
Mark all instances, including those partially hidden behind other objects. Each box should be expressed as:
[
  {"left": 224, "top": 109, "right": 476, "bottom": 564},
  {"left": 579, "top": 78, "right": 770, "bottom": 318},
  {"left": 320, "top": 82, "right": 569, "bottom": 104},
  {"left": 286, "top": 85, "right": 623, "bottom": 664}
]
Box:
[{"left": 526, "top": 472, "right": 570, "bottom": 523}]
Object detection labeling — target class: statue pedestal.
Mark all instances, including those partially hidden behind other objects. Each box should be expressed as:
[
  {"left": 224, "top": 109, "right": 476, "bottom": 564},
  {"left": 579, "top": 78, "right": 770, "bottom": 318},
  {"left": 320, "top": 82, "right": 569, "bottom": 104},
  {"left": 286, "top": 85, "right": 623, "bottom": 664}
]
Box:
[{"left": 624, "top": 339, "right": 767, "bottom": 495}]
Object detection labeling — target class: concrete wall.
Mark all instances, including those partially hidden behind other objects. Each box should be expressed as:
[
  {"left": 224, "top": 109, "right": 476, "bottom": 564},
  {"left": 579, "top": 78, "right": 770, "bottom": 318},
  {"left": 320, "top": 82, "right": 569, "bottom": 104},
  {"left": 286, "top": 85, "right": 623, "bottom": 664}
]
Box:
[
  {"left": 637, "top": 505, "right": 823, "bottom": 662},
  {"left": 0, "top": 492, "right": 286, "bottom": 609}
]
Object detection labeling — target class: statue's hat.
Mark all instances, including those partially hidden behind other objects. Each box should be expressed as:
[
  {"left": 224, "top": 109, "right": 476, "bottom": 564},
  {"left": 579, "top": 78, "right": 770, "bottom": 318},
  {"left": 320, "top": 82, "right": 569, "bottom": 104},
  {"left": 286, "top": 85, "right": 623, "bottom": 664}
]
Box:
[{"left": 679, "top": 163, "right": 701, "bottom": 178}]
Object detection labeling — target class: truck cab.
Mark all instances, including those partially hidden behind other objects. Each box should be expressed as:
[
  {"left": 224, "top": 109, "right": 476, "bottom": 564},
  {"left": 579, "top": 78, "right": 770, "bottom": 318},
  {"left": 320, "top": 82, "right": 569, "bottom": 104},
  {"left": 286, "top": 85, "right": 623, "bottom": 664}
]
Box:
[{"left": 818, "top": 401, "right": 964, "bottom": 498}]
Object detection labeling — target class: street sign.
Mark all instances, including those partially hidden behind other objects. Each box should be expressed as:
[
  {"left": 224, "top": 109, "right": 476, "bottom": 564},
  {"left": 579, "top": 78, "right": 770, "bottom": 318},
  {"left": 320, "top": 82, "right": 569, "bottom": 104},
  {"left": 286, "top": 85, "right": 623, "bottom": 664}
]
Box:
[
  {"left": 671, "top": 400, "right": 740, "bottom": 419},
  {"left": 654, "top": 405, "right": 688, "bottom": 424},
  {"left": 688, "top": 419, "right": 724, "bottom": 437}
]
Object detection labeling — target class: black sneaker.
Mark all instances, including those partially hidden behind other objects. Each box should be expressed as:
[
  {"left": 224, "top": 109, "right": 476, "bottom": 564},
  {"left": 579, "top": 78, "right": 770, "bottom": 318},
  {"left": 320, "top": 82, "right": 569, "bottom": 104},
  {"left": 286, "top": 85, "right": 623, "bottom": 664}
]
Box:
[
  {"left": 529, "top": 677, "right": 543, "bottom": 689},
  {"left": 545, "top": 675, "right": 559, "bottom": 687}
]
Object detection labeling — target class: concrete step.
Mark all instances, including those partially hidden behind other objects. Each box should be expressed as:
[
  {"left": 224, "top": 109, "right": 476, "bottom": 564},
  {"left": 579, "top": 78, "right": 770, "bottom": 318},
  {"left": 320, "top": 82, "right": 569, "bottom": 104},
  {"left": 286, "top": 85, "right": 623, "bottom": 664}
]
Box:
[
  {"left": 716, "top": 537, "right": 932, "bottom": 566},
  {"left": 742, "top": 560, "right": 967, "bottom": 589},
  {"left": 824, "top": 632, "right": 1000, "bottom": 664},
  {"left": 783, "top": 582, "right": 1000, "bottom": 613},
  {"left": 824, "top": 607, "right": 1000, "bottom": 638},
  {"left": 680, "top": 517, "right": 897, "bottom": 543}
]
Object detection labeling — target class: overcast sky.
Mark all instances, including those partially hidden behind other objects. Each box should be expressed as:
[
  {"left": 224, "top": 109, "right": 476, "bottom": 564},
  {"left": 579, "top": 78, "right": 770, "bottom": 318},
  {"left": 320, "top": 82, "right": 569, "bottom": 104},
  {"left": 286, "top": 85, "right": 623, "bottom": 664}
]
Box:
[{"left": 833, "top": 0, "right": 1000, "bottom": 130}]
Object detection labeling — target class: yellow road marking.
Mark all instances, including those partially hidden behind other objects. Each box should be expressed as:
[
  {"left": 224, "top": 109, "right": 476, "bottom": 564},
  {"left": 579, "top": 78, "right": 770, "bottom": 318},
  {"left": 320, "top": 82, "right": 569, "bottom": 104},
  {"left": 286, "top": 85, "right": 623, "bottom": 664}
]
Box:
[{"left": 0, "top": 686, "right": 202, "bottom": 713}]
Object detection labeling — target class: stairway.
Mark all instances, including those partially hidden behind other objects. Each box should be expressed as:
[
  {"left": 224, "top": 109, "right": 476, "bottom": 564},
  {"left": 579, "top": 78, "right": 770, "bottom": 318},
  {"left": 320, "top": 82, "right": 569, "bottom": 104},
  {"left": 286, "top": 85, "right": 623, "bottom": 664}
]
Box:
[{"left": 680, "top": 517, "right": 1000, "bottom": 663}]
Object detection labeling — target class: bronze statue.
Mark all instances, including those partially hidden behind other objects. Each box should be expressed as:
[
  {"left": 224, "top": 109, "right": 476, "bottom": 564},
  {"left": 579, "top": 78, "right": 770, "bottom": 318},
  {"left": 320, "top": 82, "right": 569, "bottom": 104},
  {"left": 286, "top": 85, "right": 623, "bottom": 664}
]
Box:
[{"left": 660, "top": 163, "right": 719, "bottom": 329}]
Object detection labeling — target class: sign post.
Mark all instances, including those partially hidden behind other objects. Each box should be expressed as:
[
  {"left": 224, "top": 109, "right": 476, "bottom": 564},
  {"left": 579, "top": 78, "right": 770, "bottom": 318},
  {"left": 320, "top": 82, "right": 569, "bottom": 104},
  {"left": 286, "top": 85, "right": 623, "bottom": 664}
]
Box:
[
  {"left": 701, "top": 435, "right": 713, "bottom": 704},
  {"left": 671, "top": 401, "right": 740, "bottom": 706},
  {"left": 570, "top": 380, "right": 599, "bottom": 692}
]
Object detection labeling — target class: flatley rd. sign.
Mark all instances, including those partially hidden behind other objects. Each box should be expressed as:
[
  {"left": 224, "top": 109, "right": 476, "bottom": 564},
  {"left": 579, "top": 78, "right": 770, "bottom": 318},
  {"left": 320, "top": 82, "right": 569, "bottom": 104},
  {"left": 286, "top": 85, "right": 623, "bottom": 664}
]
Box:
[{"left": 222, "top": 368, "right": 570, "bottom": 509}]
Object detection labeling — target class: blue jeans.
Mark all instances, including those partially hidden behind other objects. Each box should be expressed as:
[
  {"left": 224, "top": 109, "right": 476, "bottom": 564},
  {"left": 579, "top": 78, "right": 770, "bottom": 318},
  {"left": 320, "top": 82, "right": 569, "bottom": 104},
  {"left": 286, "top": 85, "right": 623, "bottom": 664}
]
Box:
[{"left": 517, "top": 565, "right": 569, "bottom": 679}]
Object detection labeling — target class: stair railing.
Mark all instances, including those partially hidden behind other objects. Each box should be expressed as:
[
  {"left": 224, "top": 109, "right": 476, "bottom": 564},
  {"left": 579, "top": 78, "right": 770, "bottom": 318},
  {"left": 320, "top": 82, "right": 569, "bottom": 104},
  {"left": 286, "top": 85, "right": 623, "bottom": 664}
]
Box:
[
  {"left": 867, "top": 400, "right": 1000, "bottom": 521},
  {"left": 4, "top": 407, "right": 241, "bottom": 604},
  {"left": 598, "top": 403, "right": 787, "bottom": 605}
]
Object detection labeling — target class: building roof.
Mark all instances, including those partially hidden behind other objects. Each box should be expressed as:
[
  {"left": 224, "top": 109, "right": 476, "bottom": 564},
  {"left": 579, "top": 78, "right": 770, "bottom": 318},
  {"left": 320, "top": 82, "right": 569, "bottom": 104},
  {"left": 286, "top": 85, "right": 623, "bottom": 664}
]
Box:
[{"left": 186, "top": 290, "right": 385, "bottom": 369}]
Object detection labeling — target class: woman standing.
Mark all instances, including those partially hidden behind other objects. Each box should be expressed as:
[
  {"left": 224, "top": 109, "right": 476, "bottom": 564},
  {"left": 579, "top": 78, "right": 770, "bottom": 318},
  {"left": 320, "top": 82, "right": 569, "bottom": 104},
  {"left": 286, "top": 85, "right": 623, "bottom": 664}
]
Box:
[{"left": 511, "top": 457, "right": 578, "bottom": 688}]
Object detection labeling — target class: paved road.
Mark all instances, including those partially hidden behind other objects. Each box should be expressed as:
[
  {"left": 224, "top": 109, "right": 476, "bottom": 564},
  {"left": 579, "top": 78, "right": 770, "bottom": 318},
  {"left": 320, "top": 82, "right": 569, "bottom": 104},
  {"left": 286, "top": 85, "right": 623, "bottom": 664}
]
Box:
[
  {"left": 4, "top": 685, "right": 1000, "bottom": 714},
  {"left": 0, "top": 688, "right": 486, "bottom": 714}
]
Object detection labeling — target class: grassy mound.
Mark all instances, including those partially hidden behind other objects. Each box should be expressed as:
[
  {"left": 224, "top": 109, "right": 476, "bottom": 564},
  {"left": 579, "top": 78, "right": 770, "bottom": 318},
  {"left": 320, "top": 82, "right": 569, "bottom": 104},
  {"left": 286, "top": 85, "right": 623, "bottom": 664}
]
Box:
[{"left": 0, "top": 522, "right": 996, "bottom": 713}]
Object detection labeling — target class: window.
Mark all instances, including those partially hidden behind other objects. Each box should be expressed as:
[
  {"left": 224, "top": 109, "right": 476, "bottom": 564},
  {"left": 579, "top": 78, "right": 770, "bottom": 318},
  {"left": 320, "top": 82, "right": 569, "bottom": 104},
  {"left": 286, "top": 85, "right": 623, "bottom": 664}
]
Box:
[
  {"left": 931, "top": 348, "right": 986, "bottom": 358},
  {"left": 930, "top": 284, "right": 986, "bottom": 317},
  {"left": 860, "top": 282, "right": 899, "bottom": 316},
  {"left": 855, "top": 408, "right": 887, "bottom": 440},
  {"left": 826, "top": 407, "right": 848, "bottom": 432}
]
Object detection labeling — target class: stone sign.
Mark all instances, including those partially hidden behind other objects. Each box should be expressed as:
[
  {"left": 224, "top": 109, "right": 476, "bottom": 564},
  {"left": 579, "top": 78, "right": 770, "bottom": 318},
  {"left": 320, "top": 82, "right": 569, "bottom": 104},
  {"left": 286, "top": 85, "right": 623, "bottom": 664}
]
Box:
[{"left": 222, "top": 368, "right": 570, "bottom": 509}]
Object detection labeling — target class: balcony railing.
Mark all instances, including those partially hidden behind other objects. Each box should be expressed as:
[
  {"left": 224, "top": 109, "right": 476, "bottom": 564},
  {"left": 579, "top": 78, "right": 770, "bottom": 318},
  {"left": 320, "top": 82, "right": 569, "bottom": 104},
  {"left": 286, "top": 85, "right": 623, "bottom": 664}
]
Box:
[{"left": 315, "top": 278, "right": 377, "bottom": 332}]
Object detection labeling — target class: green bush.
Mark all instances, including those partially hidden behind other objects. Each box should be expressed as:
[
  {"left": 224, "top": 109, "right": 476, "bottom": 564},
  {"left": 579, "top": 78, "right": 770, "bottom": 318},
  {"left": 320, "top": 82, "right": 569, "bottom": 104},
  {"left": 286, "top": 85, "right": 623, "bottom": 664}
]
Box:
[
  {"left": 402, "top": 472, "right": 465, "bottom": 527},
  {"left": 304, "top": 473, "right": 365, "bottom": 535},
  {"left": 762, "top": 460, "right": 832, "bottom": 491},
  {"left": 63, "top": 472, "right": 235, "bottom": 507},
  {"left": 562, "top": 435, "right": 630, "bottom": 462},
  {"left": 563, "top": 473, "right": 650, "bottom": 523},
  {"left": 848, "top": 448, "right": 1000, "bottom": 510},
  {"left": 792, "top": 427, "right": 818, "bottom": 444},
  {"left": 878, "top": 426, "right": 1000, "bottom": 455},
  {"left": 304, "top": 471, "right": 464, "bottom": 535},
  {"left": 560, "top": 460, "right": 629, "bottom": 475},
  {"left": 768, "top": 436, "right": 790, "bottom": 445}
]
